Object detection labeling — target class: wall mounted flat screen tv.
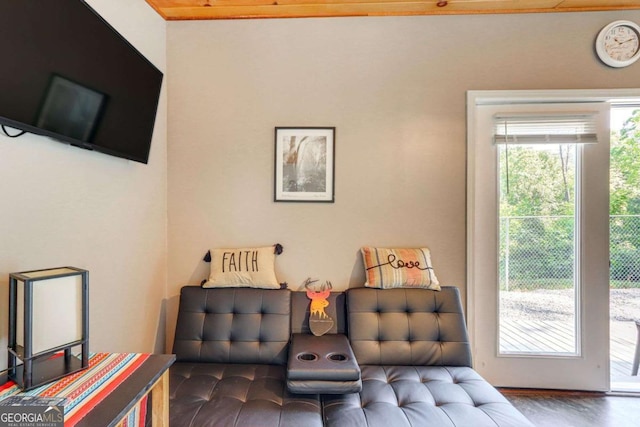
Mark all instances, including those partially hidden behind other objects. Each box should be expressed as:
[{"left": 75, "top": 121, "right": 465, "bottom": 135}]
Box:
[{"left": 0, "top": 1, "right": 163, "bottom": 164}]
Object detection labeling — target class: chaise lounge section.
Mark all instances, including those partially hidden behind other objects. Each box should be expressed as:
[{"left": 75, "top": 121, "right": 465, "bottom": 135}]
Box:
[
  {"left": 322, "top": 287, "right": 534, "bottom": 427},
  {"left": 169, "top": 285, "right": 533, "bottom": 427}
]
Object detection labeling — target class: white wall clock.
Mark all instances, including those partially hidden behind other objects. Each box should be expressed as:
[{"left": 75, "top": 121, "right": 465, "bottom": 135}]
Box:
[{"left": 595, "top": 20, "right": 640, "bottom": 68}]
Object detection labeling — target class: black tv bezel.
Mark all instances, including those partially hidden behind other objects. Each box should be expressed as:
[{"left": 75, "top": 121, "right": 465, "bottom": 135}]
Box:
[{"left": 0, "top": 0, "right": 163, "bottom": 164}]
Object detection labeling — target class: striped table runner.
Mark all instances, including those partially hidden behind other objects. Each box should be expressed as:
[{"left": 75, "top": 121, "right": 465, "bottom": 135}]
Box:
[{"left": 0, "top": 353, "right": 150, "bottom": 427}]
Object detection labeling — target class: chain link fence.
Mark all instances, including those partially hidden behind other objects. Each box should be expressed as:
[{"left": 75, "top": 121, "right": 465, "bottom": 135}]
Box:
[
  {"left": 610, "top": 215, "right": 640, "bottom": 284},
  {"left": 499, "top": 215, "right": 640, "bottom": 291}
]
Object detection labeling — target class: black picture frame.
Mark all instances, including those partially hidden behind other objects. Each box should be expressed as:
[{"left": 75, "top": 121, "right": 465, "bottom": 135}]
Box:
[{"left": 274, "top": 127, "right": 335, "bottom": 202}]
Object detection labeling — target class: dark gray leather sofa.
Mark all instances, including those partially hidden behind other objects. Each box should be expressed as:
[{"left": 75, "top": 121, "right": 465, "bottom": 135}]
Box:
[{"left": 169, "top": 286, "right": 533, "bottom": 427}]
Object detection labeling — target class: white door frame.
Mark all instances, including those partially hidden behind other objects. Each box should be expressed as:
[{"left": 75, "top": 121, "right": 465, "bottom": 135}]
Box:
[{"left": 467, "top": 89, "right": 640, "bottom": 391}]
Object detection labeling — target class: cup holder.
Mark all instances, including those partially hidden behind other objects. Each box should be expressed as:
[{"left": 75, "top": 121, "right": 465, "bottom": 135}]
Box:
[
  {"left": 327, "top": 353, "right": 348, "bottom": 362},
  {"left": 297, "top": 352, "right": 319, "bottom": 362}
]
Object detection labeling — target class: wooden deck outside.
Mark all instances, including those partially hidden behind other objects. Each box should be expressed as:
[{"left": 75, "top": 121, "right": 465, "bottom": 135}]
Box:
[{"left": 499, "top": 319, "right": 639, "bottom": 384}]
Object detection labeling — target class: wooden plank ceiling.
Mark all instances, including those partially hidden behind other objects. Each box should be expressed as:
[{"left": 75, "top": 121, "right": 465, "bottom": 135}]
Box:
[{"left": 145, "top": 0, "right": 640, "bottom": 20}]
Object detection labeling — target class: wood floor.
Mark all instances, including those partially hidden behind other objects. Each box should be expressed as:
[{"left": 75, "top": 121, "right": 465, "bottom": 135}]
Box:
[
  {"left": 502, "top": 389, "right": 640, "bottom": 427},
  {"left": 497, "top": 320, "right": 640, "bottom": 425},
  {"left": 500, "top": 319, "right": 638, "bottom": 381}
]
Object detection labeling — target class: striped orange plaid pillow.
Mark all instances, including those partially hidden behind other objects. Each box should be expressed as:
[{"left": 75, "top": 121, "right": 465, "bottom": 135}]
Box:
[{"left": 361, "top": 247, "right": 440, "bottom": 290}]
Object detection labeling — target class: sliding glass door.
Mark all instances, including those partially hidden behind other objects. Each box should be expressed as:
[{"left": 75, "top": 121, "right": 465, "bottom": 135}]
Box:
[{"left": 467, "top": 92, "right": 611, "bottom": 390}]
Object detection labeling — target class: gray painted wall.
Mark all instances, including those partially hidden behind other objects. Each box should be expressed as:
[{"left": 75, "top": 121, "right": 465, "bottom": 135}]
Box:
[{"left": 166, "top": 11, "right": 640, "bottom": 348}]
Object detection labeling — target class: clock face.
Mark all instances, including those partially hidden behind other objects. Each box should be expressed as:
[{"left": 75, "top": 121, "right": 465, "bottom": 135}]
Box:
[
  {"left": 604, "top": 25, "right": 640, "bottom": 61},
  {"left": 596, "top": 21, "right": 640, "bottom": 68}
]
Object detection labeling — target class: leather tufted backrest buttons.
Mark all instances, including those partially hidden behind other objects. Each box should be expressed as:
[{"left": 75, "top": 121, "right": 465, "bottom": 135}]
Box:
[
  {"left": 173, "top": 287, "right": 291, "bottom": 365},
  {"left": 347, "top": 287, "right": 472, "bottom": 367}
]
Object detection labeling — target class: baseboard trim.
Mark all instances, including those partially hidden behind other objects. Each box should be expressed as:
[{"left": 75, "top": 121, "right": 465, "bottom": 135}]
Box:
[{"left": 498, "top": 388, "right": 607, "bottom": 397}]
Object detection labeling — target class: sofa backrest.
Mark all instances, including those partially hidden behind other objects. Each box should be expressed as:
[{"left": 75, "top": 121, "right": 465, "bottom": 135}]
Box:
[
  {"left": 173, "top": 286, "right": 291, "bottom": 365},
  {"left": 346, "top": 287, "right": 472, "bottom": 367}
]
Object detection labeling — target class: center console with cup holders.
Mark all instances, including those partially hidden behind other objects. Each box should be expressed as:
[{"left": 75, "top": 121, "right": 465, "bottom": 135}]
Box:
[{"left": 287, "top": 333, "right": 362, "bottom": 394}]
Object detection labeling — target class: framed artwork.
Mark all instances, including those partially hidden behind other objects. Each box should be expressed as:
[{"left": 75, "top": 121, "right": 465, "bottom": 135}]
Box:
[
  {"left": 274, "top": 127, "right": 335, "bottom": 202},
  {"left": 36, "top": 74, "right": 106, "bottom": 142}
]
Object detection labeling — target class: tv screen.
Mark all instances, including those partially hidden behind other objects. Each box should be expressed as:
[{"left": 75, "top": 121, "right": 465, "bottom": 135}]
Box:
[{"left": 0, "top": 0, "right": 163, "bottom": 164}]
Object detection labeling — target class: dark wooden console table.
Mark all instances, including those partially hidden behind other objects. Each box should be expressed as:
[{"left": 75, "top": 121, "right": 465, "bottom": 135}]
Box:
[
  {"left": 0, "top": 353, "right": 175, "bottom": 427},
  {"left": 76, "top": 353, "right": 175, "bottom": 427}
]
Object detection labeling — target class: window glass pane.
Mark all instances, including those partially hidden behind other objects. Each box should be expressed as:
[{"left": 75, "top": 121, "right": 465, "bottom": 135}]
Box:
[
  {"left": 609, "top": 106, "right": 640, "bottom": 389},
  {"left": 498, "top": 143, "right": 577, "bottom": 355}
]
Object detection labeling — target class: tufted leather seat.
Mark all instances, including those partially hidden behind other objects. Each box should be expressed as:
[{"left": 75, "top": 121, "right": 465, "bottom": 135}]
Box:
[
  {"left": 322, "top": 287, "right": 534, "bottom": 427},
  {"left": 171, "top": 363, "right": 321, "bottom": 426},
  {"left": 169, "top": 287, "right": 323, "bottom": 427}
]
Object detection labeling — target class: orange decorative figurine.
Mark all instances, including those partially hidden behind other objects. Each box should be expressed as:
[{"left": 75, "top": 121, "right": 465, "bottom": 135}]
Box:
[{"left": 304, "top": 279, "right": 334, "bottom": 336}]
